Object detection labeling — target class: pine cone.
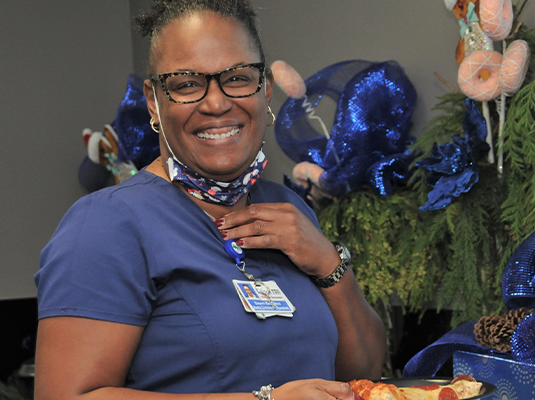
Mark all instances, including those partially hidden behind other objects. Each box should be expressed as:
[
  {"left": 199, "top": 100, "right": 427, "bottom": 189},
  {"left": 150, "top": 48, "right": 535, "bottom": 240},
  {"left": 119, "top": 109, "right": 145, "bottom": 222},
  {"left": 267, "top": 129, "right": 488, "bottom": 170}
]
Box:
[
  {"left": 488, "top": 319, "right": 514, "bottom": 352},
  {"left": 504, "top": 308, "right": 535, "bottom": 327},
  {"left": 474, "top": 315, "right": 502, "bottom": 349},
  {"left": 475, "top": 309, "right": 535, "bottom": 352}
]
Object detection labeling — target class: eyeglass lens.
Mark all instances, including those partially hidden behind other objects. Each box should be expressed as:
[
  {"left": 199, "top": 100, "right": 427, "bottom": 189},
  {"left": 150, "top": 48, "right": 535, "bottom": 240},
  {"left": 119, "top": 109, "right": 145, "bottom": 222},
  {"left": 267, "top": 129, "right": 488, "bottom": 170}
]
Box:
[{"left": 165, "top": 65, "right": 262, "bottom": 103}]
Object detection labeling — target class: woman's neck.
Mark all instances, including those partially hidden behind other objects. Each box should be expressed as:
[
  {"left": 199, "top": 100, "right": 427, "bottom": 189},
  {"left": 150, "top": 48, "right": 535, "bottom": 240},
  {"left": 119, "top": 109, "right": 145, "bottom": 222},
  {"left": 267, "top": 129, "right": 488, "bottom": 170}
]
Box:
[{"left": 145, "top": 156, "right": 250, "bottom": 220}]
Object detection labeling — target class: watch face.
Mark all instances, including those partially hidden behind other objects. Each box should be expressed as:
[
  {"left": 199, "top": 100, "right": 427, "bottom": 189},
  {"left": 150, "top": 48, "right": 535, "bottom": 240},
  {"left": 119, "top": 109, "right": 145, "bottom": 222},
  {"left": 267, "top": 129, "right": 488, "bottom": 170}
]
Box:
[{"left": 336, "top": 242, "right": 351, "bottom": 264}]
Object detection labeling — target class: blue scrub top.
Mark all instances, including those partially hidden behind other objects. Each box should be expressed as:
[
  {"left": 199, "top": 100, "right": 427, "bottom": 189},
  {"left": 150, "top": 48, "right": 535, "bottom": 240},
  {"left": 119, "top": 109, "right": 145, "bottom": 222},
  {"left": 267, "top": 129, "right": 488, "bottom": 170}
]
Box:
[{"left": 36, "top": 171, "right": 338, "bottom": 393}]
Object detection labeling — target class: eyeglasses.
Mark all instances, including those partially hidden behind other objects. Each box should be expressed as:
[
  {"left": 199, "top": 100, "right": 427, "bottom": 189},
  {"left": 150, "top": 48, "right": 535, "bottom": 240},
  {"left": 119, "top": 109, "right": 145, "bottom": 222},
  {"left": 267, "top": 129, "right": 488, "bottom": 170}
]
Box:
[{"left": 151, "top": 63, "right": 265, "bottom": 104}]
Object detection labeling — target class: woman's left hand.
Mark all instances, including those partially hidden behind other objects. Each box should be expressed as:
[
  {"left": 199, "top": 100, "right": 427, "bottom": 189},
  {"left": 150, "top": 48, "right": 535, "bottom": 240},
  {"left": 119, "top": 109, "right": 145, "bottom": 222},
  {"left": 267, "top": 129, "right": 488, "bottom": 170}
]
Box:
[{"left": 216, "top": 202, "right": 340, "bottom": 278}]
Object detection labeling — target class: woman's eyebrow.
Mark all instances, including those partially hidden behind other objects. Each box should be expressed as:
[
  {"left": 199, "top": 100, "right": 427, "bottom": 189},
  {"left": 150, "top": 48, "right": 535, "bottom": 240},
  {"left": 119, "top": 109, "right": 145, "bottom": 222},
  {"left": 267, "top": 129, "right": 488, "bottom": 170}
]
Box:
[{"left": 170, "top": 62, "right": 250, "bottom": 74}]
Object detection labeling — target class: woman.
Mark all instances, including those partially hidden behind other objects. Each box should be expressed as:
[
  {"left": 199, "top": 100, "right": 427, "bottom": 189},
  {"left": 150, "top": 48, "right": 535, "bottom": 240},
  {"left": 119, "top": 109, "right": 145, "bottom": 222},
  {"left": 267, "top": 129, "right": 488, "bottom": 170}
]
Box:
[{"left": 34, "top": 1, "right": 386, "bottom": 399}]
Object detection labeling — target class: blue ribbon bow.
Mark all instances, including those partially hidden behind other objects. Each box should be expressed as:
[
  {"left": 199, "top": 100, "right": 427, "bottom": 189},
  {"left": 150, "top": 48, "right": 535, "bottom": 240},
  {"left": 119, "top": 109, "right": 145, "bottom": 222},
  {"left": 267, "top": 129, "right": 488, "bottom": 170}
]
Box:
[{"left": 416, "top": 99, "right": 490, "bottom": 211}]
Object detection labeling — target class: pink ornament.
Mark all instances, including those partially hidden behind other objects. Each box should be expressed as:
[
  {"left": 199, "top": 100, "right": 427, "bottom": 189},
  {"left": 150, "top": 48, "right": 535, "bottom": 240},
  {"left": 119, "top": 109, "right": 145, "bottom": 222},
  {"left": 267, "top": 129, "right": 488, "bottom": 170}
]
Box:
[
  {"left": 458, "top": 50, "right": 503, "bottom": 101},
  {"left": 480, "top": 0, "right": 513, "bottom": 40},
  {"left": 293, "top": 161, "right": 324, "bottom": 187},
  {"left": 292, "top": 161, "right": 331, "bottom": 200},
  {"left": 500, "top": 40, "right": 531, "bottom": 96},
  {"left": 271, "top": 60, "right": 307, "bottom": 99}
]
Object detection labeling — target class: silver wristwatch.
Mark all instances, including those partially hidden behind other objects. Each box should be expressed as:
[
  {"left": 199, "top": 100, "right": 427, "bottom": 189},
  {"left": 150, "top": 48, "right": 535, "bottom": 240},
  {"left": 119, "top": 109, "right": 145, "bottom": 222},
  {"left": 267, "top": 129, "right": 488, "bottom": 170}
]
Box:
[{"left": 311, "top": 241, "right": 351, "bottom": 288}]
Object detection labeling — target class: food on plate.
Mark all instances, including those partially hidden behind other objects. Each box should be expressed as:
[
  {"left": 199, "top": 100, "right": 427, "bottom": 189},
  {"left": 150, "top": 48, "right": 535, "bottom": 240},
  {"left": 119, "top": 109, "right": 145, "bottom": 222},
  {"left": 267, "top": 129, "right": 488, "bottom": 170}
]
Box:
[{"left": 350, "top": 374, "right": 483, "bottom": 400}]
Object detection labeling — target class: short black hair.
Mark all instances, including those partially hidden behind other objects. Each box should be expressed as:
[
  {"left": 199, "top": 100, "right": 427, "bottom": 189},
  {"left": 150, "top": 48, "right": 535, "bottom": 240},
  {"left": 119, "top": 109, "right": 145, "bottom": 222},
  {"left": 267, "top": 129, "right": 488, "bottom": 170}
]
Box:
[{"left": 134, "top": 0, "right": 265, "bottom": 75}]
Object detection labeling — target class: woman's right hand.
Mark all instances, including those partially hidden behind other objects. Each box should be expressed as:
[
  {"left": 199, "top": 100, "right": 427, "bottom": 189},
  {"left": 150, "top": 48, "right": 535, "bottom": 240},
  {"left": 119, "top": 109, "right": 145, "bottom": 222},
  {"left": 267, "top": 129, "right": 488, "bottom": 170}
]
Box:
[{"left": 272, "top": 379, "right": 355, "bottom": 400}]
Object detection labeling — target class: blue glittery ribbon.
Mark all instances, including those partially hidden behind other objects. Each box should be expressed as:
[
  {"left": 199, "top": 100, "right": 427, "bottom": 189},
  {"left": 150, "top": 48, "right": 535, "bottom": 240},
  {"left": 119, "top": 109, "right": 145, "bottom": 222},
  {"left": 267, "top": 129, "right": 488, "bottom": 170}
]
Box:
[
  {"left": 502, "top": 230, "right": 535, "bottom": 310},
  {"left": 416, "top": 99, "right": 490, "bottom": 211},
  {"left": 403, "top": 321, "right": 497, "bottom": 377},
  {"left": 275, "top": 60, "right": 417, "bottom": 197},
  {"left": 404, "top": 229, "right": 535, "bottom": 377},
  {"left": 511, "top": 313, "right": 535, "bottom": 371},
  {"left": 114, "top": 74, "right": 160, "bottom": 169}
]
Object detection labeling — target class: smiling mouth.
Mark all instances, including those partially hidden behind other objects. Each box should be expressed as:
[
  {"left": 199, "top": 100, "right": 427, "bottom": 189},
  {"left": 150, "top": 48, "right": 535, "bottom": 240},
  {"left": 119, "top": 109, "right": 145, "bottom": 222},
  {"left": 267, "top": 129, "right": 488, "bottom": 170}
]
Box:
[{"left": 197, "top": 127, "right": 240, "bottom": 140}]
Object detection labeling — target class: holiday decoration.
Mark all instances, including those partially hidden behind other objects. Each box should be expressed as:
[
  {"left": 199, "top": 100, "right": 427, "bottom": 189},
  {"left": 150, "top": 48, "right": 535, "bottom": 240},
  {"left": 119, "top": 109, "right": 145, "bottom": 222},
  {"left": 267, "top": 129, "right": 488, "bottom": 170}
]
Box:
[
  {"left": 415, "top": 99, "right": 490, "bottom": 211},
  {"left": 81, "top": 124, "right": 138, "bottom": 188},
  {"left": 502, "top": 230, "right": 535, "bottom": 310},
  {"left": 480, "top": 0, "right": 514, "bottom": 40},
  {"left": 474, "top": 308, "right": 534, "bottom": 352},
  {"left": 403, "top": 232, "right": 535, "bottom": 377},
  {"left": 313, "top": 0, "right": 534, "bottom": 329},
  {"left": 511, "top": 313, "right": 535, "bottom": 368},
  {"left": 453, "top": 350, "right": 535, "bottom": 399},
  {"left": 444, "top": 0, "right": 493, "bottom": 64},
  {"left": 454, "top": 0, "right": 531, "bottom": 169},
  {"left": 273, "top": 59, "right": 417, "bottom": 199},
  {"left": 78, "top": 74, "right": 159, "bottom": 192}
]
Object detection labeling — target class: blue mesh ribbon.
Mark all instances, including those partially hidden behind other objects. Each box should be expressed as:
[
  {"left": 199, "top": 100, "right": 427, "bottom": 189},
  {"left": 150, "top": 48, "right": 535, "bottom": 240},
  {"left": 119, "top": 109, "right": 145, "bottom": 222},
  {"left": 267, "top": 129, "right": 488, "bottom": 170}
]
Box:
[
  {"left": 502, "top": 230, "right": 535, "bottom": 310},
  {"left": 404, "top": 229, "right": 535, "bottom": 377},
  {"left": 403, "top": 321, "right": 496, "bottom": 377},
  {"left": 511, "top": 313, "right": 535, "bottom": 371},
  {"left": 275, "top": 60, "right": 417, "bottom": 197},
  {"left": 114, "top": 74, "right": 160, "bottom": 169}
]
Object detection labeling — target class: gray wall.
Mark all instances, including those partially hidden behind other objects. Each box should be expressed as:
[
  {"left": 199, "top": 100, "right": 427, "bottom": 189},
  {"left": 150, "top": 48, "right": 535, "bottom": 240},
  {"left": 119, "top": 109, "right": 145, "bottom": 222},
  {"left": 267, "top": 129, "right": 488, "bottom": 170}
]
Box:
[
  {"left": 1, "top": 1, "right": 533, "bottom": 300},
  {"left": 0, "top": 1, "right": 134, "bottom": 299}
]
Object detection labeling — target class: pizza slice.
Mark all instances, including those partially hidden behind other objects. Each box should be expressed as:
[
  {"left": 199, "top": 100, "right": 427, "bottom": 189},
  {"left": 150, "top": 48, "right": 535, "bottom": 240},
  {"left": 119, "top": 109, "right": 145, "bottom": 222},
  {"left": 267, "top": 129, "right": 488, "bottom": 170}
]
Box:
[{"left": 350, "top": 374, "right": 483, "bottom": 400}]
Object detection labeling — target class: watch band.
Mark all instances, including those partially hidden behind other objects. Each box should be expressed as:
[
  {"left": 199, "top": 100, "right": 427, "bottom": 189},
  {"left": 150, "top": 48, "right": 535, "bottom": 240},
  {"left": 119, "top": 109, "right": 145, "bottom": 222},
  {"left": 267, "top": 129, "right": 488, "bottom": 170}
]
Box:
[{"left": 311, "top": 241, "right": 351, "bottom": 288}]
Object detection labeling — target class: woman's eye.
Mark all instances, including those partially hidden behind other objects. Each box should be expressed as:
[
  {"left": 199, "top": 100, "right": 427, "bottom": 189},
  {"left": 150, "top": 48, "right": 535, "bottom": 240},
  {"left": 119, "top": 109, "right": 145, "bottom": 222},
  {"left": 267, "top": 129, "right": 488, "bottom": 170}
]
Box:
[
  {"left": 168, "top": 80, "right": 204, "bottom": 93},
  {"left": 223, "top": 75, "right": 252, "bottom": 86},
  {"left": 230, "top": 75, "right": 249, "bottom": 81}
]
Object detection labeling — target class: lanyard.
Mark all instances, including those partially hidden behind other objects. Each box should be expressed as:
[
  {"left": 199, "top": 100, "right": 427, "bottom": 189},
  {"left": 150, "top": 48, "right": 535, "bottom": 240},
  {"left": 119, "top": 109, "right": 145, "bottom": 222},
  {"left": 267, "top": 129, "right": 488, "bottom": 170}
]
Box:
[
  {"left": 225, "top": 239, "right": 277, "bottom": 303},
  {"left": 224, "top": 239, "right": 261, "bottom": 283}
]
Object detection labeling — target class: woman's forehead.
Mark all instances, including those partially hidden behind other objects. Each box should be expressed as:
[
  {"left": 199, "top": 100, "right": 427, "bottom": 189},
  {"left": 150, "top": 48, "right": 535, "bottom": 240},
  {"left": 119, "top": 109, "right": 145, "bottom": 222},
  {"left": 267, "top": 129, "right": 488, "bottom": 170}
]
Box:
[{"left": 152, "top": 11, "right": 259, "bottom": 73}]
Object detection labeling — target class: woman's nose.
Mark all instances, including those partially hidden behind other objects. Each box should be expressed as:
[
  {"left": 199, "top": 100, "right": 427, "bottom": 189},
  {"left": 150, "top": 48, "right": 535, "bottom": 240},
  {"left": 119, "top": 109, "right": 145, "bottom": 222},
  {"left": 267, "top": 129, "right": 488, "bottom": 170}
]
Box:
[{"left": 198, "top": 78, "right": 232, "bottom": 115}]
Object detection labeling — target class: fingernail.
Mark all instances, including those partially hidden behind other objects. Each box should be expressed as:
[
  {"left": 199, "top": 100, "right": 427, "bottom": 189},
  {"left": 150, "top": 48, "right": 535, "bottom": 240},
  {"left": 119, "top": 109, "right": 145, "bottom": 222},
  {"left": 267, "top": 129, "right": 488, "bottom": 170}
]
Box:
[
  {"left": 236, "top": 239, "right": 244, "bottom": 246},
  {"left": 215, "top": 219, "right": 224, "bottom": 227},
  {"left": 221, "top": 230, "right": 228, "bottom": 238}
]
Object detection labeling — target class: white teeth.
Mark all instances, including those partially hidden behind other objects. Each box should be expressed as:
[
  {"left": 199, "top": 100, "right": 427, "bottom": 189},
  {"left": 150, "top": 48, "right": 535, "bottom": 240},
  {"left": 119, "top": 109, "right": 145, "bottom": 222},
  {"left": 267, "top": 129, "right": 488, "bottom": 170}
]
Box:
[{"left": 197, "top": 127, "right": 239, "bottom": 140}]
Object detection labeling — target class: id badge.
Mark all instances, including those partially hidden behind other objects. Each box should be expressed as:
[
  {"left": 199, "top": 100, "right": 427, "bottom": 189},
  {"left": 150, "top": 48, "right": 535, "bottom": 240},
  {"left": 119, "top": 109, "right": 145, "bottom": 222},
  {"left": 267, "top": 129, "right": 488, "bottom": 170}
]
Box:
[{"left": 233, "top": 280, "right": 295, "bottom": 319}]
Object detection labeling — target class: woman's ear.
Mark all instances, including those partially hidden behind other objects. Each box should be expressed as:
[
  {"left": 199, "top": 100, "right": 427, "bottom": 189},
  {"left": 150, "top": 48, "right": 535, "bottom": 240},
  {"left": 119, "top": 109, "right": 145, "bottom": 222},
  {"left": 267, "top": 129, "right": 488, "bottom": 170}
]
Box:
[
  {"left": 265, "top": 68, "right": 275, "bottom": 107},
  {"left": 143, "top": 79, "right": 159, "bottom": 123}
]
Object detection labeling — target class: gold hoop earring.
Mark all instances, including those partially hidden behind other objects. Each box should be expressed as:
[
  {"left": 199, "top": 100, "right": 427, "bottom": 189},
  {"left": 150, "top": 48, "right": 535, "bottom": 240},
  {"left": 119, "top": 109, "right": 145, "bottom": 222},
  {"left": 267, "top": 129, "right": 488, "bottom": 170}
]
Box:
[
  {"left": 267, "top": 106, "right": 276, "bottom": 127},
  {"left": 150, "top": 117, "right": 160, "bottom": 133}
]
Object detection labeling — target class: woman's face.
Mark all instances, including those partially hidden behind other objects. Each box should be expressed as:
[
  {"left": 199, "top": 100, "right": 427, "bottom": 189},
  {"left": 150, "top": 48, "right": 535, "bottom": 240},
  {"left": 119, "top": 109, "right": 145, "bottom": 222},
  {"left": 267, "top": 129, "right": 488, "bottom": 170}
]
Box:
[{"left": 145, "top": 11, "right": 272, "bottom": 182}]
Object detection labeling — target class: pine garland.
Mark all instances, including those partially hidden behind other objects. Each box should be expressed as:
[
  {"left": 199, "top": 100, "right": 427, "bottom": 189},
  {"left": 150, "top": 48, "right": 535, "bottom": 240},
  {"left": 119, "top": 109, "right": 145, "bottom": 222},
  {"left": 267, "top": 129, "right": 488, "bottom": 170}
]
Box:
[
  {"left": 318, "top": 188, "right": 438, "bottom": 310},
  {"left": 317, "top": 18, "right": 535, "bottom": 328},
  {"left": 501, "top": 80, "right": 535, "bottom": 242},
  {"left": 436, "top": 165, "right": 509, "bottom": 325}
]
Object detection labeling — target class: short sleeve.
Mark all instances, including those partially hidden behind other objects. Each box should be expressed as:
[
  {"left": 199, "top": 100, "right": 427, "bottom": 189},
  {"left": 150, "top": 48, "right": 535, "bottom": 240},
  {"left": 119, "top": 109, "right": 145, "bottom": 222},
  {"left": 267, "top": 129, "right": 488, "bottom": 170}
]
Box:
[
  {"left": 251, "top": 179, "right": 321, "bottom": 229},
  {"left": 35, "top": 191, "right": 156, "bottom": 326}
]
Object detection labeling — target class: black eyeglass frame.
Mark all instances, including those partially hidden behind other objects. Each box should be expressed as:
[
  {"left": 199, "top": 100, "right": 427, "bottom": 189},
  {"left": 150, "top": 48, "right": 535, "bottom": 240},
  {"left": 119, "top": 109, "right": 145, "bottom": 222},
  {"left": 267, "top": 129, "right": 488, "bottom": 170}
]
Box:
[{"left": 151, "top": 62, "right": 266, "bottom": 104}]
